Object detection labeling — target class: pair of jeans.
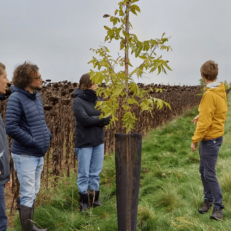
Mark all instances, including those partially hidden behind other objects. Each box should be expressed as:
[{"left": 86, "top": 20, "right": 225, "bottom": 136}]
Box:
[
  {"left": 199, "top": 136, "right": 223, "bottom": 207},
  {"left": 75, "top": 144, "right": 104, "bottom": 194},
  {"left": 11, "top": 153, "right": 44, "bottom": 208},
  {"left": 0, "top": 184, "right": 7, "bottom": 231}
]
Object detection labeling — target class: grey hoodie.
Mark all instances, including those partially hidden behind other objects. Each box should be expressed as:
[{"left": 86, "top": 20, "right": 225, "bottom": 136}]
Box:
[{"left": 0, "top": 95, "right": 10, "bottom": 186}]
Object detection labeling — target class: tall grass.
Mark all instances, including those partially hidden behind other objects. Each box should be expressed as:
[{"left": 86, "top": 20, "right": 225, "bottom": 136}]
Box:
[{"left": 12, "top": 93, "right": 231, "bottom": 230}]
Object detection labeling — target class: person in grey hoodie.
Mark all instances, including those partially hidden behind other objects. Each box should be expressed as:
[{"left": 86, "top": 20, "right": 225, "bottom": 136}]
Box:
[{"left": 0, "top": 62, "right": 10, "bottom": 231}]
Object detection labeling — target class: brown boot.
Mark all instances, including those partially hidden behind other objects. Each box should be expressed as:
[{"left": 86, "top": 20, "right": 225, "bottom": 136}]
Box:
[
  {"left": 199, "top": 199, "right": 213, "bottom": 214},
  {"left": 210, "top": 206, "right": 224, "bottom": 220}
]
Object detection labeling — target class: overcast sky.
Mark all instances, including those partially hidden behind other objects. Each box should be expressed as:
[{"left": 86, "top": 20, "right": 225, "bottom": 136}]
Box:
[{"left": 1, "top": 0, "right": 231, "bottom": 86}]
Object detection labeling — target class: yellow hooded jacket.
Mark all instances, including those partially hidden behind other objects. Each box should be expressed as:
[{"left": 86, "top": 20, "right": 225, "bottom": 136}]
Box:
[{"left": 192, "top": 82, "right": 228, "bottom": 144}]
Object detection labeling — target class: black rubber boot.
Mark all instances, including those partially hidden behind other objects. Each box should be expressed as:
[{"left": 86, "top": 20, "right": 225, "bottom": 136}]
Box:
[
  {"left": 17, "top": 197, "right": 48, "bottom": 231},
  {"left": 89, "top": 190, "right": 102, "bottom": 208},
  {"left": 79, "top": 192, "right": 88, "bottom": 212},
  {"left": 199, "top": 199, "right": 213, "bottom": 214},
  {"left": 210, "top": 206, "right": 224, "bottom": 220},
  {"left": 19, "top": 204, "right": 34, "bottom": 231}
]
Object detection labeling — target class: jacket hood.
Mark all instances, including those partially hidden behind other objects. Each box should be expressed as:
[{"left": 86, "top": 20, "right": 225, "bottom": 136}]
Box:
[
  {"left": 206, "top": 82, "right": 226, "bottom": 99},
  {"left": 73, "top": 88, "right": 83, "bottom": 98},
  {"left": 11, "top": 85, "right": 38, "bottom": 100},
  {"left": 73, "top": 88, "right": 98, "bottom": 103},
  {"left": 206, "top": 81, "right": 221, "bottom": 89}
]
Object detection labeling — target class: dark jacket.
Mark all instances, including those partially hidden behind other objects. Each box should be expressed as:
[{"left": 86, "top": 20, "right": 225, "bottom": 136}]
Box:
[
  {"left": 0, "top": 94, "right": 10, "bottom": 186},
  {"left": 5, "top": 86, "right": 52, "bottom": 157},
  {"left": 72, "top": 88, "right": 110, "bottom": 148}
]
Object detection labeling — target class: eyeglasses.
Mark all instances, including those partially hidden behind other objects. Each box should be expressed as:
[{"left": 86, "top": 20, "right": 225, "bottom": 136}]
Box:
[{"left": 32, "top": 76, "right": 42, "bottom": 80}]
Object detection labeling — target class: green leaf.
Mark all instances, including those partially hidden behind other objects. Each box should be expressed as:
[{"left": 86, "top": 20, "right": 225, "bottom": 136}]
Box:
[
  {"left": 122, "top": 31, "right": 130, "bottom": 38},
  {"left": 104, "top": 26, "right": 111, "bottom": 31},
  {"left": 135, "top": 43, "right": 143, "bottom": 57},
  {"left": 130, "top": 5, "right": 141, "bottom": 15},
  {"left": 144, "top": 58, "right": 149, "bottom": 66},
  {"left": 156, "top": 99, "right": 164, "bottom": 109},
  {"left": 136, "top": 68, "right": 143, "bottom": 78},
  {"left": 143, "top": 41, "right": 150, "bottom": 51},
  {"left": 150, "top": 62, "right": 161, "bottom": 73},
  {"left": 119, "top": 5, "right": 124, "bottom": 16},
  {"left": 128, "top": 98, "right": 139, "bottom": 105},
  {"left": 139, "top": 55, "right": 147, "bottom": 60},
  {"left": 158, "top": 66, "right": 161, "bottom": 75},
  {"left": 112, "top": 87, "right": 123, "bottom": 97},
  {"left": 163, "top": 62, "right": 172, "bottom": 71},
  {"left": 122, "top": 112, "right": 137, "bottom": 133},
  {"left": 122, "top": 104, "right": 130, "bottom": 111},
  {"left": 165, "top": 102, "right": 171, "bottom": 110},
  {"left": 128, "top": 59, "right": 133, "bottom": 67},
  {"left": 113, "top": 18, "right": 119, "bottom": 26}
]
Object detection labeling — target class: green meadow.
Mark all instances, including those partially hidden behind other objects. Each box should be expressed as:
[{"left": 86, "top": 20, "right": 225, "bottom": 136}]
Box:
[{"left": 11, "top": 93, "right": 231, "bottom": 231}]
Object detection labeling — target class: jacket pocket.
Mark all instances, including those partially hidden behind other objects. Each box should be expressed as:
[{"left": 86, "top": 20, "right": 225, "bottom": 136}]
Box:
[{"left": 21, "top": 126, "right": 34, "bottom": 147}]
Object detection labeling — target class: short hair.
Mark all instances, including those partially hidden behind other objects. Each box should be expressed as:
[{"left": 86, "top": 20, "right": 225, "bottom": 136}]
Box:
[
  {"left": 79, "top": 74, "right": 93, "bottom": 91},
  {"left": 12, "top": 62, "right": 39, "bottom": 88},
  {"left": 200, "top": 60, "right": 218, "bottom": 81},
  {"left": 0, "top": 62, "right": 6, "bottom": 75}
]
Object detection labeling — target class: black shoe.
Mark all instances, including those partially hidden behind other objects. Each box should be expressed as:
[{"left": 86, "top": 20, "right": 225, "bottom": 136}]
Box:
[
  {"left": 199, "top": 199, "right": 213, "bottom": 214},
  {"left": 17, "top": 197, "right": 48, "bottom": 231},
  {"left": 79, "top": 192, "right": 88, "bottom": 212},
  {"left": 89, "top": 190, "right": 102, "bottom": 208},
  {"left": 210, "top": 206, "right": 224, "bottom": 220}
]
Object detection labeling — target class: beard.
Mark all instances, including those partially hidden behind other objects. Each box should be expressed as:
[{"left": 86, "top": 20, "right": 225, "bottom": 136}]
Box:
[{"left": 31, "top": 86, "right": 42, "bottom": 92}]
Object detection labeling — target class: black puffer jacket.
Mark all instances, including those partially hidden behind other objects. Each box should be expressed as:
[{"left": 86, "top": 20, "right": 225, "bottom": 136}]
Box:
[
  {"left": 0, "top": 94, "right": 10, "bottom": 186},
  {"left": 72, "top": 88, "right": 110, "bottom": 148}
]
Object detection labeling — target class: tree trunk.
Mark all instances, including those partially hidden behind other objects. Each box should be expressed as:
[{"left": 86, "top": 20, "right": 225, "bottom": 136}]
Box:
[
  {"left": 115, "top": 133, "right": 142, "bottom": 231},
  {"left": 125, "top": 2, "right": 130, "bottom": 99}
]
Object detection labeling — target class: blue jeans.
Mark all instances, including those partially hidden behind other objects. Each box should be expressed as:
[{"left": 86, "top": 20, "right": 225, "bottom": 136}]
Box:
[
  {"left": 75, "top": 144, "right": 104, "bottom": 194},
  {"left": 0, "top": 184, "right": 7, "bottom": 231},
  {"left": 11, "top": 153, "right": 44, "bottom": 208}
]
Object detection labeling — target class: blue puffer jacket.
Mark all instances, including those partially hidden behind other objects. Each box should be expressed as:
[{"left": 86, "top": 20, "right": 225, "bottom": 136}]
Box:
[{"left": 5, "top": 86, "right": 52, "bottom": 157}]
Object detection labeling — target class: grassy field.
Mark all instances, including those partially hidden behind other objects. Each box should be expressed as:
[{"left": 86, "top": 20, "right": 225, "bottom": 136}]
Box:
[{"left": 10, "top": 93, "right": 231, "bottom": 231}]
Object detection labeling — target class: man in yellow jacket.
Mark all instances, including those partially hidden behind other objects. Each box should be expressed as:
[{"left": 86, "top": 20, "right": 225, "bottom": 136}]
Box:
[{"left": 191, "top": 60, "right": 228, "bottom": 220}]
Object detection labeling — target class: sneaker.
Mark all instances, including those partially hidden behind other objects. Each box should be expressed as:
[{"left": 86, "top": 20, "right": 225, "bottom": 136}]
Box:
[
  {"left": 199, "top": 199, "right": 213, "bottom": 214},
  {"left": 210, "top": 206, "right": 223, "bottom": 220}
]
